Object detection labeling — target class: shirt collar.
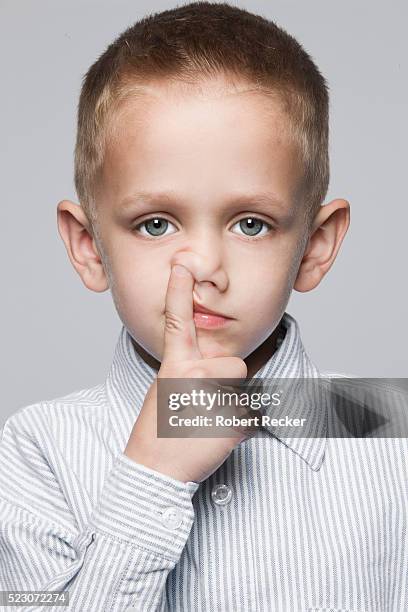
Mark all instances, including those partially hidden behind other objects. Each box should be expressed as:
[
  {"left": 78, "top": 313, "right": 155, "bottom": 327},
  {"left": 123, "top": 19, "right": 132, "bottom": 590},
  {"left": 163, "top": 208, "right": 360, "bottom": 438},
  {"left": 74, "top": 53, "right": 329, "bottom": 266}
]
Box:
[
  {"left": 104, "top": 311, "right": 328, "bottom": 472},
  {"left": 248, "top": 312, "right": 328, "bottom": 471}
]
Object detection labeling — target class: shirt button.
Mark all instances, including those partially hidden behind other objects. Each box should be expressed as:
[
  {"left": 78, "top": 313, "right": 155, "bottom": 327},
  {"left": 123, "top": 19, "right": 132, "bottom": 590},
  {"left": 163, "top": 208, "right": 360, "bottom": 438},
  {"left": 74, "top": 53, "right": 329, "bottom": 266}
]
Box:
[
  {"left": 161, "top": 506, "right": 183, "bottom": 529},
  {"left": 211, "top": 483, "right": 232, "bottom": 506}
]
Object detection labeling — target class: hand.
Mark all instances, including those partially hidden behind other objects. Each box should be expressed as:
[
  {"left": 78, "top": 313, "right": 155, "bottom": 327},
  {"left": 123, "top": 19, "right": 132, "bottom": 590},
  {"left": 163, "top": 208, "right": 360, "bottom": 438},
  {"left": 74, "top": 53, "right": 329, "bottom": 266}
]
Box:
[{"left": 124, "top": 263, "right": 251, "bottom": 483}]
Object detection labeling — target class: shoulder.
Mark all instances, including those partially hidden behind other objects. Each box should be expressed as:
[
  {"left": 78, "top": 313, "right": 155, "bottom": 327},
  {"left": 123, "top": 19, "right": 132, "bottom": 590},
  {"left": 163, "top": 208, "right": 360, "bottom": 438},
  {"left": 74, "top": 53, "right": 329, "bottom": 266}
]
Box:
[
  {"left": 0, "top": 383, "right": 112, "bottom": 510},
  {"left": 0, "top": 385, "right": 108, "bottom": 531},
  {"left": 1, "top": 382, "right": 109, "bottom": 446},
  {"left": 319, "top": 370, "right": 359, "bottom": 378},
  {"left": 319, "top": 373, "right": 408, "bottom": 444}
]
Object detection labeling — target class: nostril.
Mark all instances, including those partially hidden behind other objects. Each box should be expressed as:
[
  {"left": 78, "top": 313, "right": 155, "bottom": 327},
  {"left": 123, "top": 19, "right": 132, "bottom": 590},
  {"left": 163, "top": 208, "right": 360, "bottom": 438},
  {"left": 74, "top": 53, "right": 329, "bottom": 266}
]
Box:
[{"left": 198, "top": 280, "right": 215, "bottom": 287}]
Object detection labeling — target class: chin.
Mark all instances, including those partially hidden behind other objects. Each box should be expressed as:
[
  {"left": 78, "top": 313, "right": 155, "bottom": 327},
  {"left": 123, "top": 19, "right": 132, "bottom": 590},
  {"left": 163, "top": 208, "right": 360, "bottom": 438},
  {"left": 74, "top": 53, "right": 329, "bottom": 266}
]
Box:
[{"left": 196, "top": 336, "right": 233, "bottom": 359}]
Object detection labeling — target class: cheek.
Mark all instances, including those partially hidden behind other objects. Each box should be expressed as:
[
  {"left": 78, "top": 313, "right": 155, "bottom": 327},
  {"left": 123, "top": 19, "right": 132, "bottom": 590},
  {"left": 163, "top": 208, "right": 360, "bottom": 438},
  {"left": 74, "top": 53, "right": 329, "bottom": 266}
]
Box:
[
  {"left": 235, "top": 259, "right": 295, "bottom": 323},
  {"left": 110, "top": 255, "right": 166, "bottom": 312},
  {"left": 242, "top": 261, "right": 291, "bottom": 298}
]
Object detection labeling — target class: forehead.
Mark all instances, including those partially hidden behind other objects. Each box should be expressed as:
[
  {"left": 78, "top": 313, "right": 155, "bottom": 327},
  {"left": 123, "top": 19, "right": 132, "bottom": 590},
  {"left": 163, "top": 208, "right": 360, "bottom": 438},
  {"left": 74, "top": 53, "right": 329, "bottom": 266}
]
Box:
[
  {"left": 108, "top": 76, "right": 291, "bottom": 145},
  {"left": 99, "top": 77, "right": 302, "bottom": 212}
]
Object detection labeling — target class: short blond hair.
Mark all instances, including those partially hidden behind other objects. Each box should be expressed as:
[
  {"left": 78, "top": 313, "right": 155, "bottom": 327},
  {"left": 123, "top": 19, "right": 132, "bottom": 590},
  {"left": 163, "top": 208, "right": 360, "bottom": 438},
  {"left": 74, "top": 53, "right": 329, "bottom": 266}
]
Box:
[{"left": 74, "top": 1, "right": 329, "bottom": 236}]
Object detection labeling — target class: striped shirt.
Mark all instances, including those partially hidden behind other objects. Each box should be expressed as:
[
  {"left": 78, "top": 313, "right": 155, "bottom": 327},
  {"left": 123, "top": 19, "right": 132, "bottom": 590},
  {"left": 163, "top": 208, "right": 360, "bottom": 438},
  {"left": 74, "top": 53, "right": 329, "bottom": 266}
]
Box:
[{"left": 0, "top": 311, "right": 407, "bottom": 611}]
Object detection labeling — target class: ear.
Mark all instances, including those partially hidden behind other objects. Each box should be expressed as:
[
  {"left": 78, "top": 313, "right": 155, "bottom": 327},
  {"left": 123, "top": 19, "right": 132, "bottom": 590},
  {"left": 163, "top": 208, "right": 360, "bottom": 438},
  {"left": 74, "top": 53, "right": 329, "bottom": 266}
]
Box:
[
  {"left": 56, "top": 199, "right": 109, "bottom": 292},
  {"left": 294, "top": 198, "right": 350, "bottom": 292}
]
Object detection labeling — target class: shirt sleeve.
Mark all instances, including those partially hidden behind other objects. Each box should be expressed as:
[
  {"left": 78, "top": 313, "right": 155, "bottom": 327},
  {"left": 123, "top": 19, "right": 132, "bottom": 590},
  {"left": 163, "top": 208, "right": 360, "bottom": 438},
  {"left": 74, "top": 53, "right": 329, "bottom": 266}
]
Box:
[{"left": 0, "top": 408, "right": 199, "bottom": 611}]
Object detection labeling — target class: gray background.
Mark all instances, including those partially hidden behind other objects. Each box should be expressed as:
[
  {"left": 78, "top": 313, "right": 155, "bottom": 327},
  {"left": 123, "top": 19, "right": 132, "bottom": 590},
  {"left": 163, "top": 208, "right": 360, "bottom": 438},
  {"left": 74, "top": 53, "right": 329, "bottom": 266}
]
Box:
[{"left": 1, "top": 0, "right": 407, "bottom": 427}]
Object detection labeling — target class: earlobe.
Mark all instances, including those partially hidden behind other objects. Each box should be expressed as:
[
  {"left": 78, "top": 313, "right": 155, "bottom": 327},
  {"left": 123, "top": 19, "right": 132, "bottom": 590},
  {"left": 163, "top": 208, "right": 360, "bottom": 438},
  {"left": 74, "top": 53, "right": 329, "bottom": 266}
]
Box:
[
  {"left": 56, "top": 199, "right": 109, "bottom": 292},
  {"left": 293, "top": 198, "right": 350, "bottom": 293}
]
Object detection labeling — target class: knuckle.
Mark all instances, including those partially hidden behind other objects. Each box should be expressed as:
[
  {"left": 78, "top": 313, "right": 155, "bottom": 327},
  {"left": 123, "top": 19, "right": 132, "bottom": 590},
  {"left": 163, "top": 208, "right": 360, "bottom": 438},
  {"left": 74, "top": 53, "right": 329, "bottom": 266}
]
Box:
[
  {"left": 165, "top": 311, "right": 184, "bottom": 333},
  {"left": 239, "top": 364, "right": 248, "bottom": 378},
  {"left": 231, "top": 357, "right": 247, "bottom": 378},
  {"left": 158, "top": 365, "right": 171, "bottom": 378}
]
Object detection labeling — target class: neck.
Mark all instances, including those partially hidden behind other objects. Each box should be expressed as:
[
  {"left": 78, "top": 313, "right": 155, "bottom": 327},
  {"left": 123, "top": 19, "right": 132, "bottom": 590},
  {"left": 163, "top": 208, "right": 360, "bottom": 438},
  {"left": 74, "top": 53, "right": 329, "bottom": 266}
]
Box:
[{"left": 244, "top": 321, "right": 284, "bottom": 380}]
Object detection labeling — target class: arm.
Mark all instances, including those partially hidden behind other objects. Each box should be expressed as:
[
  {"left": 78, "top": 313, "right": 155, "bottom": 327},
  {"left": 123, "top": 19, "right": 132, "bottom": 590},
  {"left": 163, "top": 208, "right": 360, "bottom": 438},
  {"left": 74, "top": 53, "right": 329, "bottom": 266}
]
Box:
[{"left": 0, "top": 412, "right": 198, "bottom": 612}]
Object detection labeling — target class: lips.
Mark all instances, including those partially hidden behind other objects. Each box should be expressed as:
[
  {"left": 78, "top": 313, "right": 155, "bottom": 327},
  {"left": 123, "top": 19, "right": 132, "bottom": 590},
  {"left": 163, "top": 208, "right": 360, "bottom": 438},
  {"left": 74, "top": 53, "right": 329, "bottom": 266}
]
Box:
[
  {"left": 192, "top": 302, "right": 233, "bottom": 330},
  {"left": 193, "top": 302, "right": 232, "bottom": 319}
]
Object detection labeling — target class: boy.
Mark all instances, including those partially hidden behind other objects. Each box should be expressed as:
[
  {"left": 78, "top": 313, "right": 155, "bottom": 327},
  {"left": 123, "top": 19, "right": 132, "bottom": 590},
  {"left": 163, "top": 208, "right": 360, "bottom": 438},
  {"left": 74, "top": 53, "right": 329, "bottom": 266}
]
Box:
[{"left": 1, "top": 2, "right": 406, "bottom": 611}]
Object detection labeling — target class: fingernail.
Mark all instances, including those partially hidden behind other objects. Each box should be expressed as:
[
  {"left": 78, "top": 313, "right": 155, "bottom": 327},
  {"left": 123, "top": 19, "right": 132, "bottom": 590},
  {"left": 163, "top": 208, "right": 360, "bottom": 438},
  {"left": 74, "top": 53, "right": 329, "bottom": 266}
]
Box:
[{"left": 173, "top": 264, "right": 189, "bottom": 276}]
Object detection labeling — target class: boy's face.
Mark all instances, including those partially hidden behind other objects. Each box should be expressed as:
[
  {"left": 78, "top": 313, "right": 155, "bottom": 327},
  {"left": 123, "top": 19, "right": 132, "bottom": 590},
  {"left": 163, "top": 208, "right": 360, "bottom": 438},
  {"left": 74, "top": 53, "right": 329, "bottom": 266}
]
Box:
[{"left": 58, "top": 78, "right": 349, "bottom": 371}]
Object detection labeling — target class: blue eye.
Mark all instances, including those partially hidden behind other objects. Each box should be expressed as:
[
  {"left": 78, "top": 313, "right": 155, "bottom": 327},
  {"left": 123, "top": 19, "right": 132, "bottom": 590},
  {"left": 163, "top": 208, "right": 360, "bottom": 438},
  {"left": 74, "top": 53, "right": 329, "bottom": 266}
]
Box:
[
  {"left": 134, "top": 215, "right": 272, "bottom": 239},
  {"left": 231, "top": 217, "right": 271, "bottom": 237},
  {"left": 136, "top": 217, "right": 177, "bottom": 237}
]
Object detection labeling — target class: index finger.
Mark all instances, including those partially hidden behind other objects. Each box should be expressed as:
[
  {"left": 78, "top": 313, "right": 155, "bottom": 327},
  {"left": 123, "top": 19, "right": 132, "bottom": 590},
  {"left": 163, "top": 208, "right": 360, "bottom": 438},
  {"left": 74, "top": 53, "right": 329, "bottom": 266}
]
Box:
[{"left": 162, "top": 264, "right": 202, "bottom": 363}]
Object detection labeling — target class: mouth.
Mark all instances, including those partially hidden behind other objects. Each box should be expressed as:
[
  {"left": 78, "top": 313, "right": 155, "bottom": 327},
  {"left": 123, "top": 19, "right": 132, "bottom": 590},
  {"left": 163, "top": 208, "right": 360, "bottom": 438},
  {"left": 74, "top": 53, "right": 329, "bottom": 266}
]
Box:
[{"left": 193, "top": 301, "right": 233, "bottom": 330}]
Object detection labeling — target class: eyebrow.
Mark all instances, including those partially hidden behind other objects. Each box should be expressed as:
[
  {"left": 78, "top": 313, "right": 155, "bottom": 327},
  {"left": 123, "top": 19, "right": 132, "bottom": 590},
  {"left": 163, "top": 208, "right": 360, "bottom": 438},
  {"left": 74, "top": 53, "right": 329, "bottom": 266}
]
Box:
[{"left": 117, "top": 189, "right": 287, "bottom": 212}]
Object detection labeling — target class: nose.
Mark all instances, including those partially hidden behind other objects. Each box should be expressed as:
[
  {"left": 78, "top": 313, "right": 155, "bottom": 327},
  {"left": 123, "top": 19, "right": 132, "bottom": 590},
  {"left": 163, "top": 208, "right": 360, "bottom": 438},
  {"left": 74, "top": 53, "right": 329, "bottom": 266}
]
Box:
[{"left": 171, "top": 244, "right": 229, "bottom": 293}]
